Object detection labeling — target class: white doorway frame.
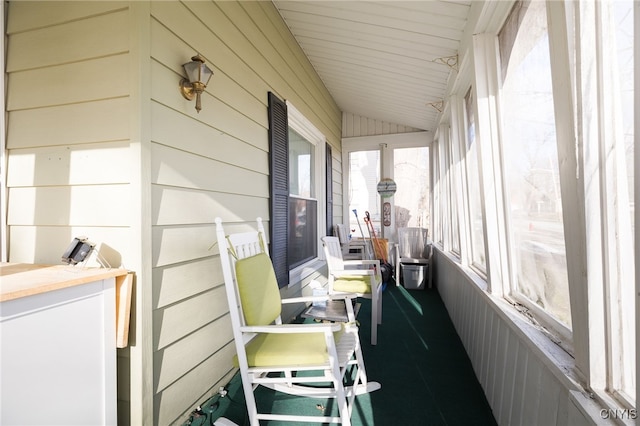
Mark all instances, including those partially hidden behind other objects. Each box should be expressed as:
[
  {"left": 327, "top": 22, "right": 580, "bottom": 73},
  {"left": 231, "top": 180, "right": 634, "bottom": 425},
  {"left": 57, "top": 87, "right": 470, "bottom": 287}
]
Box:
[{"left": 341, "top": 132, "right": 431, "bottom": 244}]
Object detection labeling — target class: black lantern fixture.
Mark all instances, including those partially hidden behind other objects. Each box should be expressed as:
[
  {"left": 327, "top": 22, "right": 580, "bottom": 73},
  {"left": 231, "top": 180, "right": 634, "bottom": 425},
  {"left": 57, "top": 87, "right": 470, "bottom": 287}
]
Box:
[{"left": 179, "top": 54, "right": 214, "bottom": 113}]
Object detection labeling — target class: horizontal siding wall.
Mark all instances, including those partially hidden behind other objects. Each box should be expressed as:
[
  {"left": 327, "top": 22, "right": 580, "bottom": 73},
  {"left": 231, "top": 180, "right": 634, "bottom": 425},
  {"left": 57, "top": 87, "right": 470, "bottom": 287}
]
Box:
[
  {"left": 150, "top": 1, "right": 342, "bottom": 424},
  {"left": 5, "top": 2, "right": 131, "bottom": 264},
  {"left": 432, "top": 249, "right": 599, "bottom": 426},
  {"left": 5, "top": 1, "right": 343, "bottom": 424},
  {"left": 4, "top": 2, "right": 140, "bottom": 422},
  {"left": 342, "top": 112, "right": 423, "bottom": 138}
]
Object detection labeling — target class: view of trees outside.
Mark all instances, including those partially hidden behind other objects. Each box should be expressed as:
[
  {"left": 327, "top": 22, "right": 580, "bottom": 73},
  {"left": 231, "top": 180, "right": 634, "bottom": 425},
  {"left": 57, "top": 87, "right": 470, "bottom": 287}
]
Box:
[
  {"left": 347, "top": 147, "right": 429, "bottom": 242},
  {"left": 615, "top": 0, "right": 634, "bottom": 243},
  {"left": 465, "top": 89, "right": 487, "bottom": 269},
  {"left": 500, "top": 1, "right": 571, "bottom": 327},
  {"left": 348, "top": 150, "right": 380, "bottom": 238},
  {"left": 613, "top": 0, "right": 635, "bottom": 402},
  {"left": 394, "top": 147, "right": 429, "bottom": 230}
]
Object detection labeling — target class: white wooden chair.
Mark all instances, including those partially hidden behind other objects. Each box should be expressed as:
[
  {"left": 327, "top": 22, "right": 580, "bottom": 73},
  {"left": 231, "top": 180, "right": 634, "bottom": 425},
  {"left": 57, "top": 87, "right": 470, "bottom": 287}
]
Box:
[
  {"left": 333, "top": 224, "right": 364, "bottom": 260},
  {"left": 215, "top": 218, "right": 380, "bottom": 426},
  {"left": 321, "top": 236, "right": 383, "bottom": 345},
  {"left": 395, "top": 227, "right": 431, "bottom": 288}
]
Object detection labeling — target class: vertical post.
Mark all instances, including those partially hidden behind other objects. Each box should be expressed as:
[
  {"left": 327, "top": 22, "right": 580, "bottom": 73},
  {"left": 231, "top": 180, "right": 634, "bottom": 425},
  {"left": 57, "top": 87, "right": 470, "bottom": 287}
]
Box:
[
  {"left": 1, "top": 0, "right": 6, "bottom": 262},
  {"left": 128, "top": 2, "right": 154, "bottom": 424},
  {"left": 379, "top": 142, "right": 393, "bottom": 242},
  {"left": 634, "top": 2, "right": 640, "bottom": 421}
]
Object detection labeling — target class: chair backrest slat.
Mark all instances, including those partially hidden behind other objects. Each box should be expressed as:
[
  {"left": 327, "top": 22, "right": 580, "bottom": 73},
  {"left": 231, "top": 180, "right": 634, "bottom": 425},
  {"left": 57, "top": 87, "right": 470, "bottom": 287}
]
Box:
[
  {"left": 322, "top": 236, "right": 345, "bottom": 270},
  {"left": 397, "top": 227, "right": 429, "bottom": 260}
]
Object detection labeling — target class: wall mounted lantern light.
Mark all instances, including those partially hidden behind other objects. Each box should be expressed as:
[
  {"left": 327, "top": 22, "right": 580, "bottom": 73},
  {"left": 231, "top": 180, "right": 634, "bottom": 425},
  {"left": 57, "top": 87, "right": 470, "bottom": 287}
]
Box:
[{"left": 179, "top": 54, "right": 213, "bottom": 113}]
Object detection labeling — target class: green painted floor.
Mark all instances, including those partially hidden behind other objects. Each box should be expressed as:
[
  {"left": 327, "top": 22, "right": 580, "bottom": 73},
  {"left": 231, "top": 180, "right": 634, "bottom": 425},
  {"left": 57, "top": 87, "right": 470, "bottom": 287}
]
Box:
[{"left": 188, "top": 284, "right": 497, "bottom": 425}]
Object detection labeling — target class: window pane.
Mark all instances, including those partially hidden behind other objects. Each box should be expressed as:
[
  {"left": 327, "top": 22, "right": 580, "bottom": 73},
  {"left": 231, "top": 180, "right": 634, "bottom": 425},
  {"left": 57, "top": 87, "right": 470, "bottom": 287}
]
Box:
[
  {"left": 464, "top": 88, "right": 486, "bottom": 269},
  {"left": 289, "top": 128, "right": 314, "bottom": 198},
  {"left": 348, "top": 150, "right": 381, "bottom": 238},
  {"left": 287, "top": 125, "right": 318, "bottom": 269},
  {"left": 394, "top": 147, "right": 430, "bottom": 229},
  {"left": 500, "top": 1, "right": 571, "bottom": 327},
  {"left": 433, "top": 141, "right": 443, "bottom": 244},
  {"left": 615, "top": 0, "right": 634, "bottom": 247},
  {"left": 288, "top": 197, "right": 317, "bottom": 268},
  {"left": 448, "top": 128, "right": 461, "bottom": 254},
  {"left": 613, "top": 0, "right": 635, "bottom": 403}
]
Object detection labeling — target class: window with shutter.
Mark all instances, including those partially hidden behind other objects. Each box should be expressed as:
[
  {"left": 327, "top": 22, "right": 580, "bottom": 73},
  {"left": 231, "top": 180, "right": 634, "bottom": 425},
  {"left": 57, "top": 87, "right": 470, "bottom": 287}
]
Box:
[
  {"left": 268, "top": 92, "right": 289, "bottom": 288},
  {"left": 326, "top": 144, "right": 333, "bottom": 235},
  {"left": 268, "top": 93, "right": 327, "bottom": 287}
]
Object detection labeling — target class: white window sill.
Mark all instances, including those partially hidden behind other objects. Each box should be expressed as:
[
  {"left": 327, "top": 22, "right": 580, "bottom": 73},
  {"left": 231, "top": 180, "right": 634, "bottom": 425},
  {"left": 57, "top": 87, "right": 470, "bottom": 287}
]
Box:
[{"left": 288, "top": 258, "right": 324, "bottom": 288}]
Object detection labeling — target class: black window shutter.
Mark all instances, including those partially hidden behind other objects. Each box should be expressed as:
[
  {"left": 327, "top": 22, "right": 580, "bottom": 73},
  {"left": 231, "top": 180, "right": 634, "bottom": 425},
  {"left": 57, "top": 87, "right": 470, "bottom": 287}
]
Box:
[
  {"left": 326, "top": 144, "right": 333, "bottom": 235},
  {"left": 268, "top": 92, "right": 289, "bottom": 288}
]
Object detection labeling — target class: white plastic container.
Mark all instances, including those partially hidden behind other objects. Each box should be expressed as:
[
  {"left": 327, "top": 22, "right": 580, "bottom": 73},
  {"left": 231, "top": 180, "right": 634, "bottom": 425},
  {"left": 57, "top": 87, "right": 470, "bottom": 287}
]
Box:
[{"left": 401, "top": 263, "right": 428, "bottom": 290}]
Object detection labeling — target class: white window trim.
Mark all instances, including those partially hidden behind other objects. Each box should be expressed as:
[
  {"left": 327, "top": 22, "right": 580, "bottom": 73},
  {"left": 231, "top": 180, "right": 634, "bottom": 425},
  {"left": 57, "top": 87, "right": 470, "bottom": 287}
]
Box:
[
  {"left": 342, "top": 132, "right": 430, "bottom": 244},
  {"left": 285, "top": 101, "right": 326, "bottom": 285},
  {"left": 460, "top": 86, "right": 488, "bottom": 278},
  {"left": 436, "top": 0, "right": 638, "bottom": 422}
]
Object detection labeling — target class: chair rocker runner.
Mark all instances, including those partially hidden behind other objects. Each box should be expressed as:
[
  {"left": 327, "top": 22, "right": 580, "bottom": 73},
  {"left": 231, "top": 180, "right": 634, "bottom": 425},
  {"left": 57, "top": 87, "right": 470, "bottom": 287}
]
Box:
[
  {"left": 215, "top": 218, "right": 380, "bottom": 425},
  {"left": 321, "top": 236, "right": 383, "bottom": 345}
]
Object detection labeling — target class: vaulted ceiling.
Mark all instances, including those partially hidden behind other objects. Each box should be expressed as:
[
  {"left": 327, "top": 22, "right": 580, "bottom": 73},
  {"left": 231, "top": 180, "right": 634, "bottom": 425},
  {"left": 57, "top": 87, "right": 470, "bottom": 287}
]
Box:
[{"left": 273, "top": 1, "right": 473, "bottom": 132}]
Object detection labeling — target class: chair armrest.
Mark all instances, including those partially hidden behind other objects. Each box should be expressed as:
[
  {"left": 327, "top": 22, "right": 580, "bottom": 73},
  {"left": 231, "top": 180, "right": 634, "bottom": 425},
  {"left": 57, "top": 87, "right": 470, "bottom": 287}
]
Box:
[
  {"left": 281, "top": 295, "right": 328, "bottom": 305},
  {"left": 281, "top": 294, "right": 357, "bottom": 305},
  {"left": 343, "top": 260, "right": 380, "bottom": 267},
  {"left": 240, "top": 323, "right": 341, "bottom": 334},
  {"left": 332, "top": 269, "right": 376, "bottom": 277}
]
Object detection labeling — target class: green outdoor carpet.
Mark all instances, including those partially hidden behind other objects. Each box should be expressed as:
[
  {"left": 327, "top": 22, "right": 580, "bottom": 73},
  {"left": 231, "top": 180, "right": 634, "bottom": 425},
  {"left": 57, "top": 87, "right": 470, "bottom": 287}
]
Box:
[{"left": 194, "top": 285, "right": 497, "bottom": 425}]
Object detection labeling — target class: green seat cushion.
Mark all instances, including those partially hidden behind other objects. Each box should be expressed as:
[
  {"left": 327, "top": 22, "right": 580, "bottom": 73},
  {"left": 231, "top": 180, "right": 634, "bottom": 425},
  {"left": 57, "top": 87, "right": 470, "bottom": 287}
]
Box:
[
  {"left": 237, "top": 332, "right": 328, "bottom": 367},
  {"left": 333, "top": 277, "right": 371, "bottom": 294},
  {"left": 235, "top": 253, "right": 281, "bottom": 325},
  {"left": 234, "top": 325, "right": 345, "bottom": 367}
]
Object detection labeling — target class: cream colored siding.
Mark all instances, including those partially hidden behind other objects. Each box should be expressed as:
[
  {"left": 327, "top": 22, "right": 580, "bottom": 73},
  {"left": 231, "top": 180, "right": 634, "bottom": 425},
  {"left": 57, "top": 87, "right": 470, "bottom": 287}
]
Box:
[
  {"left": 151, "top": 2, "right": 340, "bottom": 424},
  {"left": 6, "top": 1, "right": 128, "bottom": 32},
  {"left": 5, "top": 2, "right": 132, "bottom": 258},
  {"left": 8, "top": 55, "right": 128, "bottom": 109},
  {"left": 5, "top": 2, "right": 140, "bottom": 422},
  {"left": 7, "top": 99, "right": 130, "bottom": 149},
  {"left": 149, "top": 1, "right": 341, "bottom": 424},
  {"left": 5, "top": 1, "right": 341, "bottom": 424},
  {"left": 5, "top": 3, "right": 132, "bottom": 264}
]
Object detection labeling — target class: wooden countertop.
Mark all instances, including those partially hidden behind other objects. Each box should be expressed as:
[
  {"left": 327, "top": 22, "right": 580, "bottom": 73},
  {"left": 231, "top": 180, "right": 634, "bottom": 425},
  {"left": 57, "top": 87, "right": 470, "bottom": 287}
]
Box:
[{"left": 0, "top": 263, "right": 129, "bottom": 302}]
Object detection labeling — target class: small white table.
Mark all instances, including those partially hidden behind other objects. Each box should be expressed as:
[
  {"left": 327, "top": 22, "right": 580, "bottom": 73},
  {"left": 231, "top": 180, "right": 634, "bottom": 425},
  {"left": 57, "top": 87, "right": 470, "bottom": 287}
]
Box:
[{"left": 0, "top": 263, "right": 129, "bottom": 425}]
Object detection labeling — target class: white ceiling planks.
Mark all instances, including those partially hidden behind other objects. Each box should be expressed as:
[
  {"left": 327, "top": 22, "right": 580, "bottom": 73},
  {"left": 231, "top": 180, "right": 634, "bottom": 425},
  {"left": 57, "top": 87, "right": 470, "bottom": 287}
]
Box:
[{"left": 274, "top": 0, "right": 472, "bottom": 131}]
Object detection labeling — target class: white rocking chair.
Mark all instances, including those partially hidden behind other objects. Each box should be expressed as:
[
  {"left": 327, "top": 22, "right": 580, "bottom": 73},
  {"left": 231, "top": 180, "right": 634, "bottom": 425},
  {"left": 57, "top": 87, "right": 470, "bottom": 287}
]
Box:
[
  {"left": 321, "top": 236, "right": 383, "bottom": 345},
  {"left": 215, "top": 218, "right": 380, "bottom": 425}
]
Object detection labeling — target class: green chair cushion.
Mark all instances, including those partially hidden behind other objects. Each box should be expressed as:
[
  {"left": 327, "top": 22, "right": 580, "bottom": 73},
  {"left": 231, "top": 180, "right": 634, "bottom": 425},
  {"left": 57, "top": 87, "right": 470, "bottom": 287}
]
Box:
[
  {"left": 235, "top": 252, "right": 282, "bottom": 326},
  {"left": 333, "top": 277, "right": 372, "bottom": 294},
  {"left": 234, "top": 325, "right": 346, "bottom": 367},
  {"left": 237, "top": 332, "right": 328, "bottom": 367}
]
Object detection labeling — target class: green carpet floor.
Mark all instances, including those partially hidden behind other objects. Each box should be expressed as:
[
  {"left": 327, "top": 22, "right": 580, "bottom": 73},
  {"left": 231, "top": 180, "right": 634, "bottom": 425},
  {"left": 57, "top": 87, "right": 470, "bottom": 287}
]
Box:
[{"left": 190, "top": 285, "right": 497, "bottom": 425}]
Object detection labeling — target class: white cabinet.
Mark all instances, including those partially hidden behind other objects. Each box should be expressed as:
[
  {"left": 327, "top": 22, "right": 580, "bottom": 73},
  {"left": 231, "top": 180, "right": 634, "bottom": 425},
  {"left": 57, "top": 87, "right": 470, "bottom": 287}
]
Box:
[{"left": 0, "top": 264, "right": 129, "bottom": 425}]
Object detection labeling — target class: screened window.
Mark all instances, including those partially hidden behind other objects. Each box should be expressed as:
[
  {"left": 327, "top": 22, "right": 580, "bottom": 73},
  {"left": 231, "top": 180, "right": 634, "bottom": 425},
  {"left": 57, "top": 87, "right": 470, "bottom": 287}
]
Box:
[
  {"left": 499, "top": 0, "right": 571, "bottom": 328},
  {"left": 609, "top": 0, "right": 635, "bottom": 404},
  {"left": 432, "top": 140, "right": 443, "bottom": 245},
  {"left": 393, "top": 147, "right": 429, "bottom": 229},
  {"left": 288, "top": 128, "right": 318, "bottom": 268},
  {"left": 464, "top": 88, "right": 486, "bottom": 271},
  {"left": 347, "top": 150, "right": 381, "bottom": 238},
  {"left": 447, "top": 127, "right": 461, "bottom": 255}
]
